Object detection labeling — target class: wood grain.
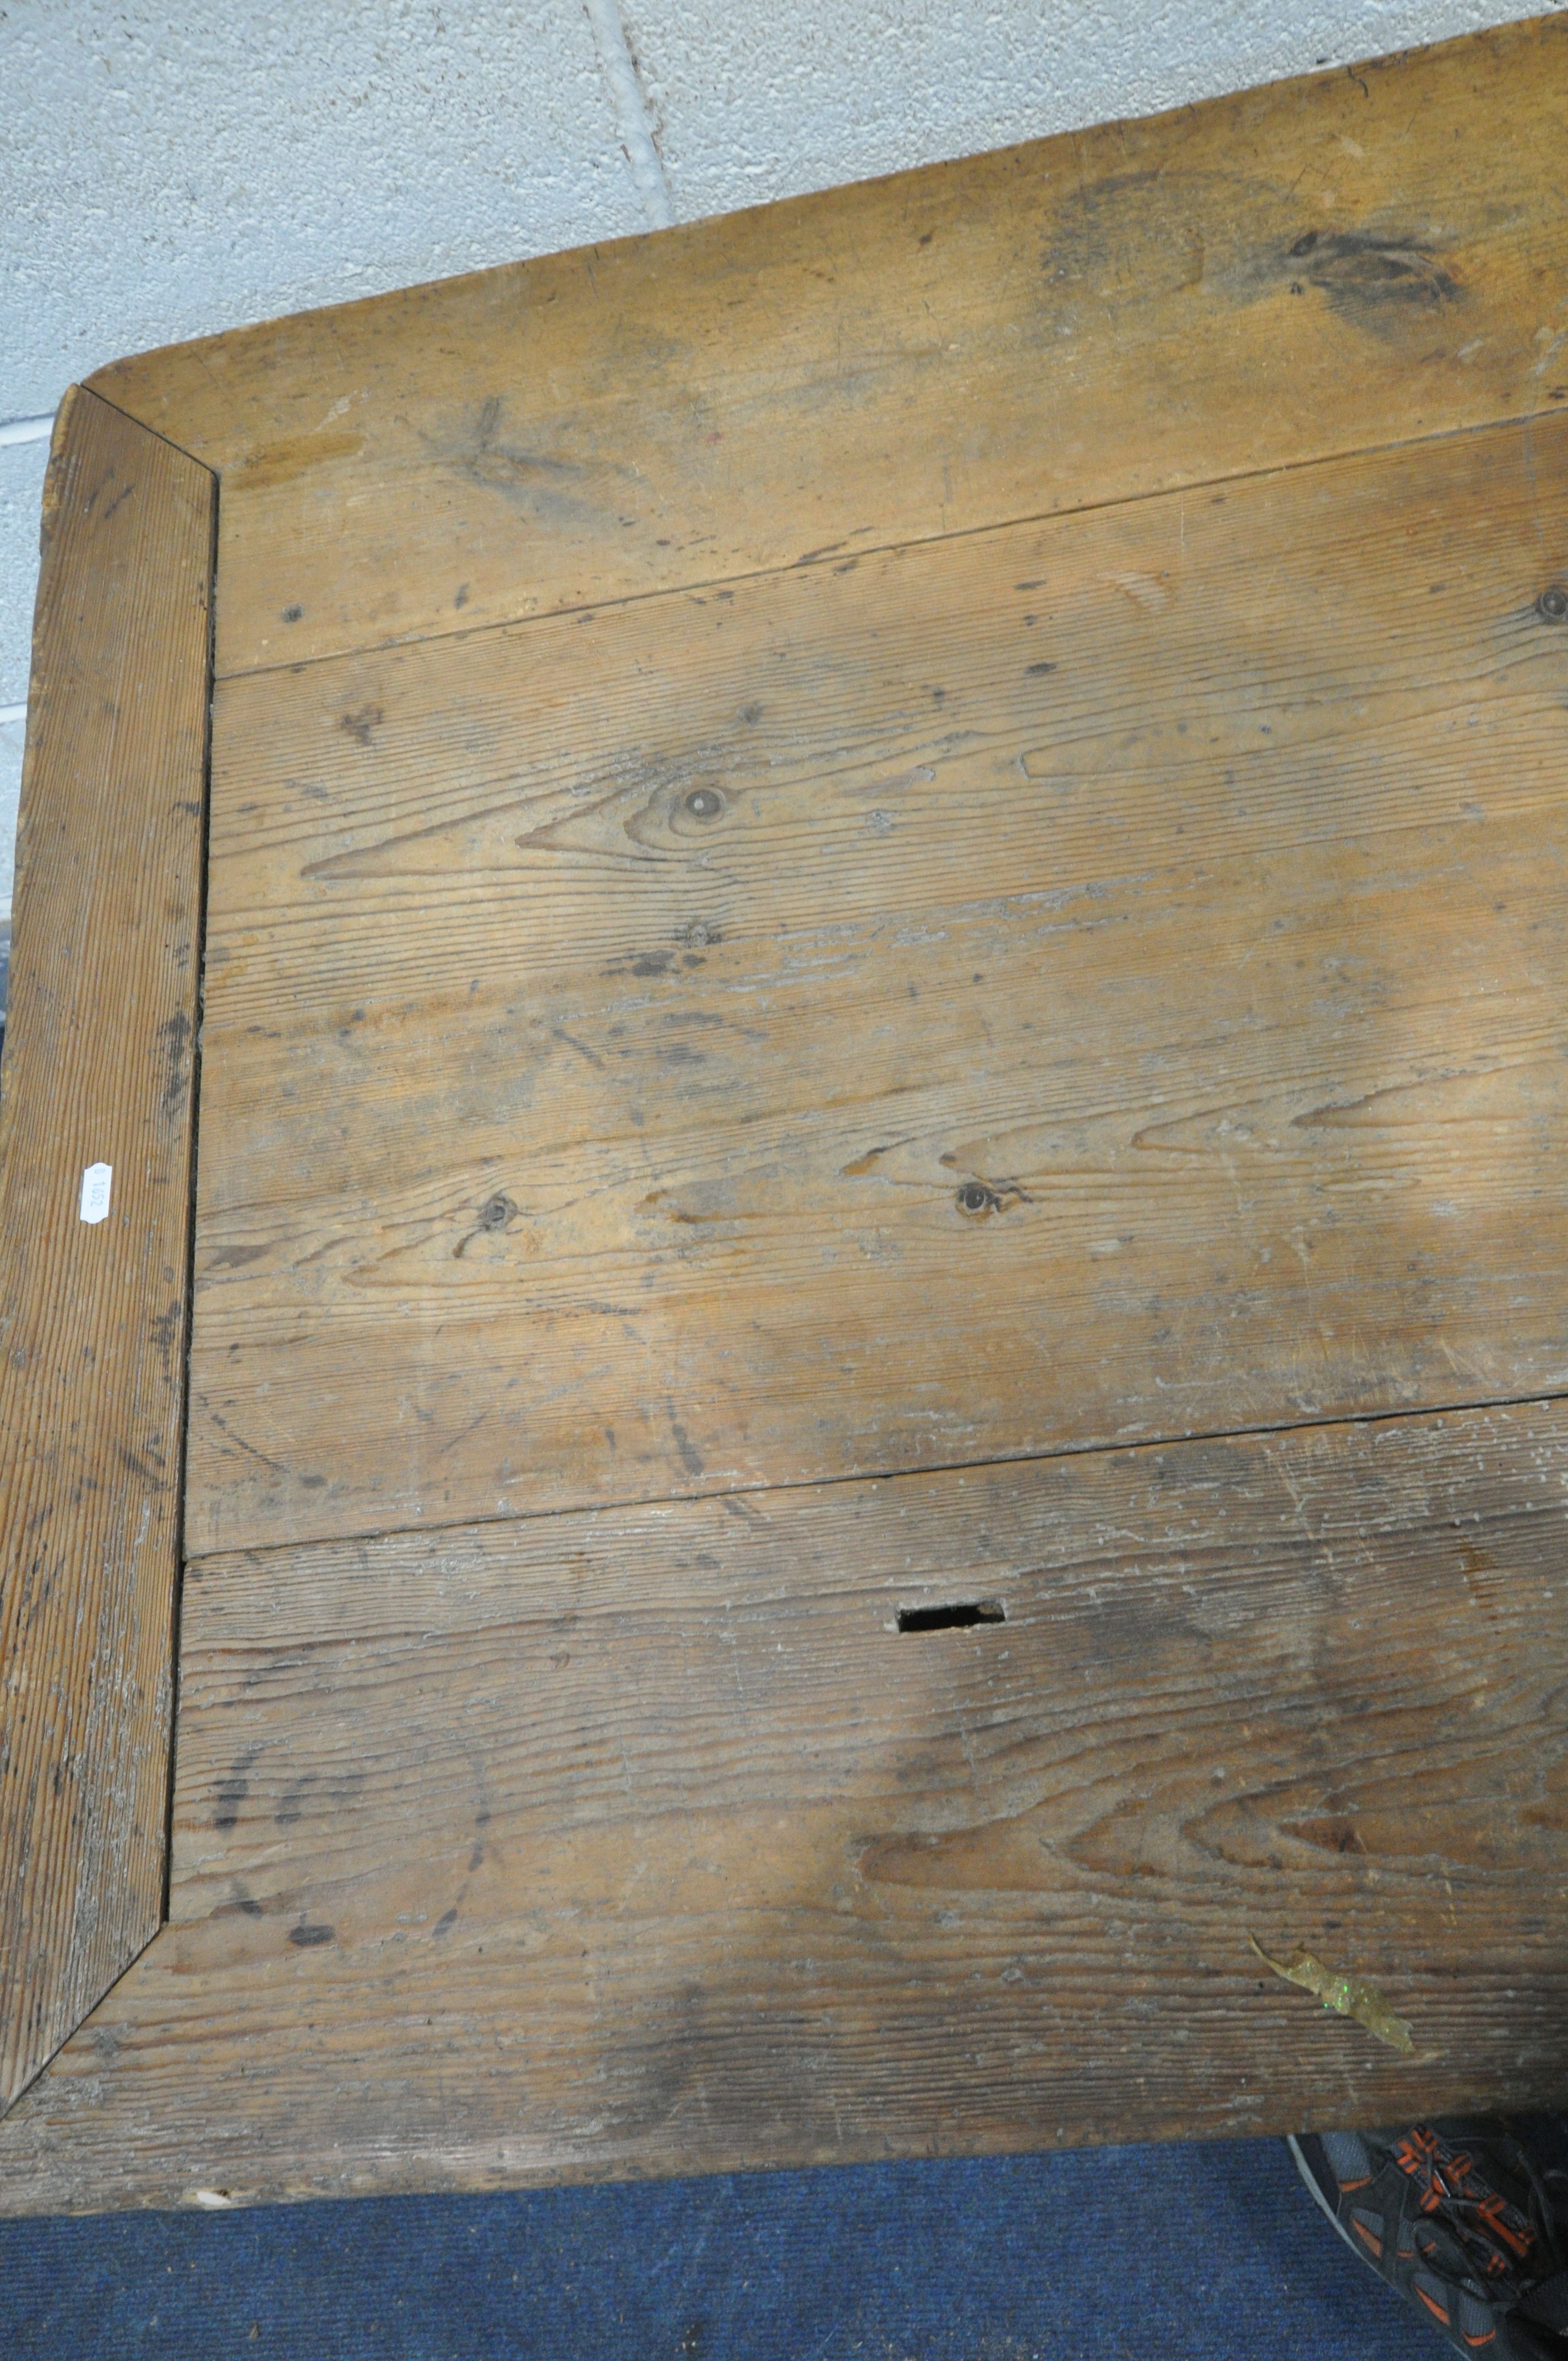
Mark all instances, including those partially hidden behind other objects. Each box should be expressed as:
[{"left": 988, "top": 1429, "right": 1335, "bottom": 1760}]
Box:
[
  {"left": 4, "top": 1401, "right": 1568, "bottom": 2212},
  {"left": 85, "top": 14, "right": 1568, "bottom": 679},
  {"left": 0, "top": 389, "right": 214, "bottom": 2109},
  {"left": 185, "top": 409, "right": 1568, "bottom": 1554},
  {"left": 6, "top": 16, "right": 1560, "bottom": 2211}
]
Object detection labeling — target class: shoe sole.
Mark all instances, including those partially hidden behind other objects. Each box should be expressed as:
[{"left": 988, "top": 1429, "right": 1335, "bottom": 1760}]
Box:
[{"left": 1286, "top": 2132, "right": 1378, "bottom": 2277}]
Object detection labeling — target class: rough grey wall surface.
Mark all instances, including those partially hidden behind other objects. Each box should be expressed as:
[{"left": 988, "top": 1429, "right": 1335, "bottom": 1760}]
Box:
[
  {"left": 0, "top": 438, "right": 48, "bottom": 916},
  {"left": 0, "top": 440, "right": 49, "bottom": 703},
  {"left": 0, "top": 0, "right": 1547, "bottom": 913},
  {"left": 617, "top": 0, "right": 1529, "bottom": 221},
  {"left": 0, "top": 0, "right": 643, "bottom": 421}
]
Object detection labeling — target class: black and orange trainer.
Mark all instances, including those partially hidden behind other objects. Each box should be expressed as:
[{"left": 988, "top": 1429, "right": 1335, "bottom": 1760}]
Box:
[{"left": 1290, "top": 2120, "right": 1568, "bottom": 2356}]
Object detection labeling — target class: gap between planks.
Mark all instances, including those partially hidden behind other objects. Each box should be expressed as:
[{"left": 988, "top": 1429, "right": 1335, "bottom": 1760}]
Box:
[
  {"left": 208, "top": 402, "right": 1568, "bottom": 689},
  {"left": 159, "top": 451, "right": 221, "bottom": 1927},
  {"left": 179, "top": 1379, "right": 1568, "bottom": 1568}
]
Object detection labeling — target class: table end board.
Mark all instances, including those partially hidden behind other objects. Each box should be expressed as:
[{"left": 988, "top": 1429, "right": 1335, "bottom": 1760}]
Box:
[
  {"left": 2, "top": 1401, "right": 1567, "bottom": 2214},
  {"left": 0, "top": 387, "right": 215, "bottom": 2109},
  {"left": 78, "top": 12, "right": 1568, "bottom": 678}
]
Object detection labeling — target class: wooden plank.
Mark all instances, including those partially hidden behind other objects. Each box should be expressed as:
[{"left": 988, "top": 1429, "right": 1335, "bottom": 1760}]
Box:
[
  {"left": 185, "top": 408, "right": 1568, "bottom": 1555},
  {"left": 3, "top": 1400, "right": 1567, "bottom": 2212},
  {"left": 83, "top": 14, "right": 1568, "bottom": 681},
  {"left": 0, "top": 389, "right": 215, "bottom": 2109}
]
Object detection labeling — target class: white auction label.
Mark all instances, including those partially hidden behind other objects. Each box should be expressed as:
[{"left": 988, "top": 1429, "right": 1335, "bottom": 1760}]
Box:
[{"left": 79, "top": 1162, "right": 113, "bottom": 1224}]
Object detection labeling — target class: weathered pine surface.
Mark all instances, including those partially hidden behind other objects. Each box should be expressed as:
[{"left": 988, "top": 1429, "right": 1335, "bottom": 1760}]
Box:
[
  {"left": 184, "top": 410, "right": 1568, "bottom": 1556},
  {"left": 86, "top": 15, "right": 1568, "bottom": 680},
  {"left": 0, "top": 389, "right": 214, "bottom": 2110},
  {"left": 4, "top": 1402, "right": 1567, "bottom": 2213},
  {"left": 4, "top": 11, "right": 1567, "bottom": 2201}
]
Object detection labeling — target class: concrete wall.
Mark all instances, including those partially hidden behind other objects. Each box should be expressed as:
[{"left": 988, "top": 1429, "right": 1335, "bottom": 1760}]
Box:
[{"left": 0, "top": 0, "right": 1544, "bottom": 915}]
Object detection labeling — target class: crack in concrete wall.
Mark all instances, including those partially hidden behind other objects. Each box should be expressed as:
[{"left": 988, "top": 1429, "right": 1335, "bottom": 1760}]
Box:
[{"left": 583, "top": 0, "right": 674, "bottom": 229}]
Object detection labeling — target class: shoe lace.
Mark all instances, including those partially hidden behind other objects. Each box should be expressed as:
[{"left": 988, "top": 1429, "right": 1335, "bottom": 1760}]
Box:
[{"left": 1391, "top": 2130, "right": 1568, "bottom": 2306}]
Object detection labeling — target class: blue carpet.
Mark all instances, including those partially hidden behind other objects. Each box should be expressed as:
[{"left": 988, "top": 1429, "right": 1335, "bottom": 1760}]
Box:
[{"left": 0, "top": 2137, "right": 1444, "bottom": 2359}]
